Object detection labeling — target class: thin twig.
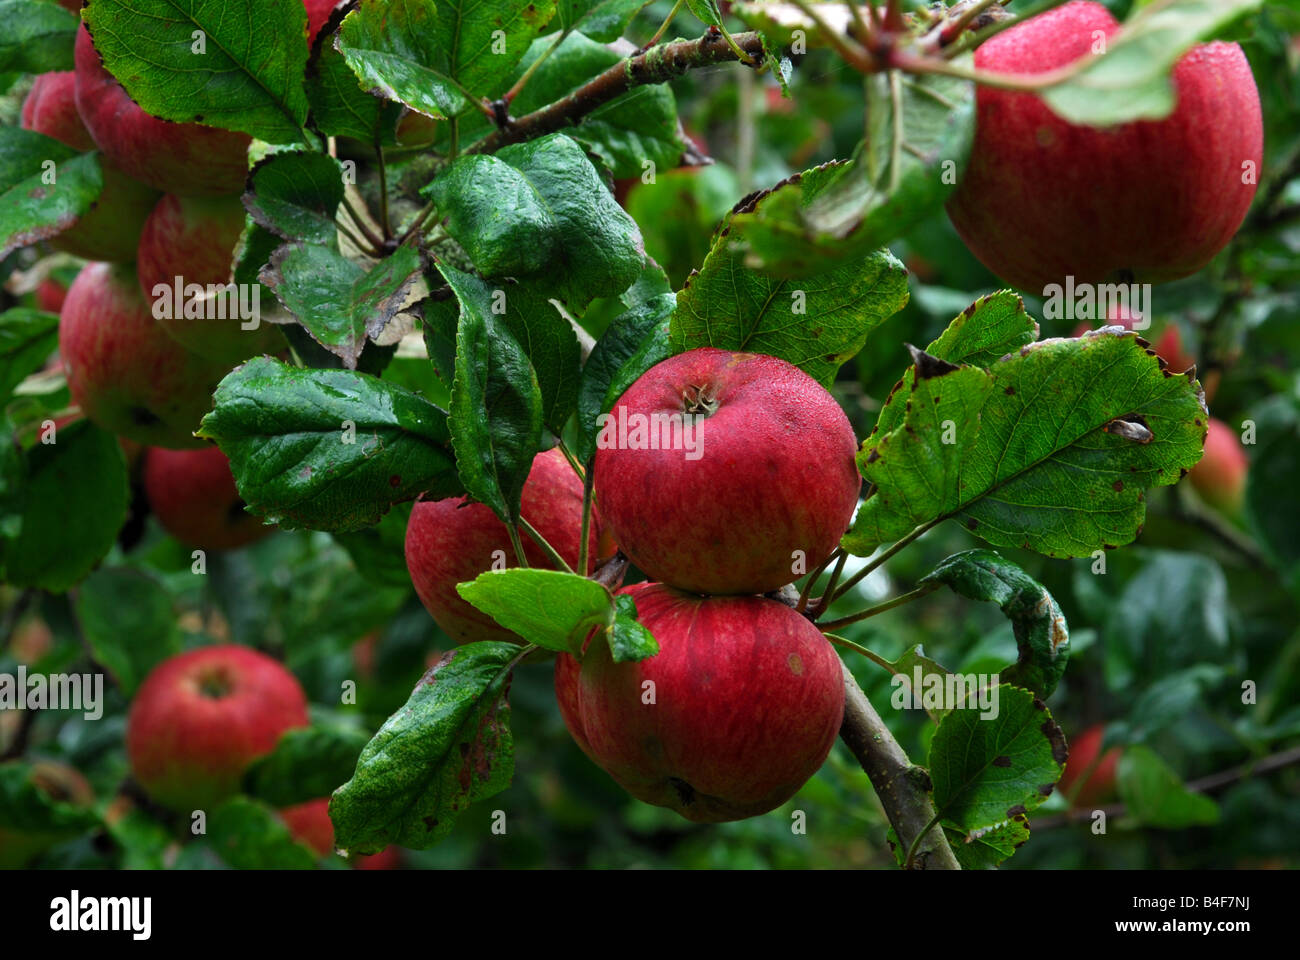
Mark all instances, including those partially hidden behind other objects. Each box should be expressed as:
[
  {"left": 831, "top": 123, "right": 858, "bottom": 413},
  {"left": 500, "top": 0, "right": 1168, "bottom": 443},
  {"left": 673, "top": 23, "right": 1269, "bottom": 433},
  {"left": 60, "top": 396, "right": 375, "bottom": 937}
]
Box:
[
  {"left": 469, "top": 31, "right": 766, "bottom": 155},
  {"left": 1034, "top": 744, "right": 1300, "bottom": 831}
]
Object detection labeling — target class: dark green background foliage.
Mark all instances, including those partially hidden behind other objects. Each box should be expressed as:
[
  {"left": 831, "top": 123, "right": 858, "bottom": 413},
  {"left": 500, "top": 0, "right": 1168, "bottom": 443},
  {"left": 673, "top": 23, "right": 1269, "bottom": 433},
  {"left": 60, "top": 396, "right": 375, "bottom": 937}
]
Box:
[{"left": 0, "top": 0, "right": 1297, "bottom": 869}]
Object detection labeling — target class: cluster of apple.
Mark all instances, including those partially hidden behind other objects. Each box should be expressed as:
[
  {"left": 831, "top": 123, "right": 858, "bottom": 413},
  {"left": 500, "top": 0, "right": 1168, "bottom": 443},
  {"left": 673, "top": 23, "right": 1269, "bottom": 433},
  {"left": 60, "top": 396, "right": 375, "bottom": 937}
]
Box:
[
  {"left": 406, "top": 347, "right": 863, "bottom": 822},
  {"left": 21, "top": 8, "right": 345, "bottom": 549}
]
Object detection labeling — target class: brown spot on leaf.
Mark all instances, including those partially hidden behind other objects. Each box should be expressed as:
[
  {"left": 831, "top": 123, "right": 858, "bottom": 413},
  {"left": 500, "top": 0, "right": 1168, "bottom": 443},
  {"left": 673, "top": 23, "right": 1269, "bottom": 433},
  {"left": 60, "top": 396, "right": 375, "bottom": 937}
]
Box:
[
  {"left": 1112, "top": 480, "right": 1123, "bottom": 492},
  {"left": 1007, "top": 804, "right": 1028, "bottom": 818},
  {"left": 992, "top": 755, "right": 1012, "bottom": 768}
]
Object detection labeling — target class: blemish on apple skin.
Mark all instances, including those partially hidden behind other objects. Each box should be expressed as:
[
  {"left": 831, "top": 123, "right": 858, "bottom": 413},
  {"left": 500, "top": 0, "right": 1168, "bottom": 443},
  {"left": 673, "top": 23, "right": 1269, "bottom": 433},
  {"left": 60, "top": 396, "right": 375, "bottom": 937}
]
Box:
[{"left": 787, "top": 653, "right": 803, "bottom": 676}]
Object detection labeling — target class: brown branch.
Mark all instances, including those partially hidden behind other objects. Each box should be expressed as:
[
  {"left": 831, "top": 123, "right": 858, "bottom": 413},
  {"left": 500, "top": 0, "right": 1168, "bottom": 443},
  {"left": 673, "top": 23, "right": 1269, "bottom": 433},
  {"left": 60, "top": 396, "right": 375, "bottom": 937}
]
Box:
[
  {"left": 837, "top": 661, "right": 961, "bottom": 869},
  {"left": 469, "top": 31, "right": 766, "bottom": 155},
  {"left": 1034, "top": 744, "right": 1300, "bottom": 831}
]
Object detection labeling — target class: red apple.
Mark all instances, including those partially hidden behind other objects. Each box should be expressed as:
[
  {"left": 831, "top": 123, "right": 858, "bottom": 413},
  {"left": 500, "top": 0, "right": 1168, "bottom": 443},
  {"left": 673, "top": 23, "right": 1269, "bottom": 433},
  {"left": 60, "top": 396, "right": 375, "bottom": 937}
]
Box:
[
  {"left": 405, "top": 448, "right": 601, "bottom": 645},
  {"left": 74, "top": 24, "right": 252, "bottom": 197},
  {"left": 1189, "top": 417, "right": 1247, "bottom": 513},
  {"left": 946, "top": 1, "right": 1262, "bottom": 292},
  {"left": 395, "top": 110, "right": 439, "bottom": 147},
  {"left": 136, "top": 193, "right": 284, "bottom": 363},
  {"left": 35, "top": 278, "right": 67, "bottom": 314},
  {"left": 21, "top": 71, "right": 94, "bottom": 151},
  {"left": 556, "top": 583, "right": 845, "bottom": 822},
  {"left": 127, "top": 645, "right": 310, "bottom": 810},
  {"left": 0, "top": 760, "right": 95, "bottom": 868},
  {"left": 592, "top": 347, "right": 860, "bottom": 596},
  {"left": 280, "top": 797, "right": 401, "bottom": 869},
  {"left": 1060, "top": 724, "right": 1121, "bottom": 808},
  {"left": 303, "top": 0, "right": 339, "bottom": 43},
  {"left": 20, "top": 69, "right": 160, "bottom": 261},
  {"left": 143, "top": 445, "right": 272, "bottom": 551},
  {"left": 59, "top": 262, "right": 229, "bottom": 449}
]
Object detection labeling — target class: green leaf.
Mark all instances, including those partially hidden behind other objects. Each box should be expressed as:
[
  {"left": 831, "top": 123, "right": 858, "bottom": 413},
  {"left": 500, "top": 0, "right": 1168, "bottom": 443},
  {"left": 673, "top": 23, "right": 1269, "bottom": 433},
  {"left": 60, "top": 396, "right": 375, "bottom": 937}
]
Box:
[
  {"left": 859, "top": 640, "right": 954, "bottom": 724},
  {"left": 1041, "top": 0, "right": 1263, "bottom": 125},
  {"left": 75, "top": 567, "right": 181, "bottom": 696},
  {"left": 103, "top": 807, "right": 173, "bottom": 870},
  {"left": 245, "top": 151, "right": 345, "bottom": 246},
  {"left": 5, "top": 421, "right": 128, "bottom": 592},
  {"left": 0, "top": 130, "right": 102, "bottom": 259},
  {"left": 197, "top": 357, "right": 461, "bottom": 532},
  {"left": 458, "top": 568, "right": 613, "bottom": 654},
  {"left": 82, "top": 0, "right": 310, "bottom": 143},
  {"left": 552, "top": 0, "right": 649, "bottom": 41},
  {"left": 425, "top": 133, "right": 645, "bottom": 309},
  {"left": 929, "top": 684, "right": 1066, "bottom": 834},
  {"left": 243, "top": 723, "right": 374, "bottom": 807},
  {"left": 438, "top": 264, "right": 581, "bottom": 432},
  {"left": 0, "top": 307, "right": 59, "bottom": 406},
  {"left": 1117, "top": 745, "right": 1219, "bottom": 828},
  {"left": 920, "top": 550, "right": 1070, "bottom": 700},
  {"left": 845, "top": 330, "right": 1208, "bottom": 558},
  {"left": 1100, "top": 550, "right": 1230, "bottom": 691},
  {"left": 444, "top": 269, "right": 544, "bottom": 526},
  {"left": 873, "top": 290, "right": 1039, "bottom": 439},
  {"left": 575, "top": 291, "right": 675, "bottom": 463},
  {"left": 610, "top": 593, "right": 659, "bottom": 662},
  {"left": 330, "top": 641, "right": 518, "bottom": 853},
  {"left": 1244, "top": 406, "right": 1300, "bottom": 586},
  {"left": 944, "top": 815, "right": 1031, "bottom": 870},
  {"left": 0, "top": 0, "right": 79, "bottom": 73},
  {"left": 669, "top": 237, "right": 909, "bottom": 387},
  {"left": 261, "top": 243, "right": 422, "bottom": 369},
  {"left": 724, "top": 64, "right": 974, "bottom": 279},
  {"left": 0, "top": 761, "right": 99, "bottom": 838},
  {"left": 207, "top": 797, "right": 318, "bottom": 869},
  {"left": 508, "top": 32, "right": 686, "bottom": 179},
  {"left": 307, "top": 27, "right": 404, "bottom": 144},
  {"left": 683, "top": 0, "right": 722, "bottom": 27},
  {"left": 337, "top": 0, "right": 557, "bottom": 120}
]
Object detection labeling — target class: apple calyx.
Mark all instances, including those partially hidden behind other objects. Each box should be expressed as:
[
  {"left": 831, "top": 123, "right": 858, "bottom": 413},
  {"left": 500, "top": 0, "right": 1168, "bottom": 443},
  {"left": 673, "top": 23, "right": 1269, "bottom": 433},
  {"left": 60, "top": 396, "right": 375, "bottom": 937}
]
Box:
[{"left": 681, "top": 382, "right": 719, "bottom": 417}]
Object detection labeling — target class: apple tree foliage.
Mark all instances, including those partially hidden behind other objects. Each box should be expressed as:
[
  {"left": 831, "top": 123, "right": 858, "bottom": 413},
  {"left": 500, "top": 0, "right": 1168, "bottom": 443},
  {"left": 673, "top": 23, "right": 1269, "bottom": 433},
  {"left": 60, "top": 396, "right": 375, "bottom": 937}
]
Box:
[{"left": 1, "top": 0, "right": 1298, "bottom": 869}]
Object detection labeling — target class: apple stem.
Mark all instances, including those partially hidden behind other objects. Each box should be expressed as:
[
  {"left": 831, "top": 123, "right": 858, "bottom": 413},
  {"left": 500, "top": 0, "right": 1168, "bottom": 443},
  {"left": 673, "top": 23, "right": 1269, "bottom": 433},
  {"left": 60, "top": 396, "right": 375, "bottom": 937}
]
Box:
[
  {"left": 519, "top": 517, "right": 571, "bottom": 573},
  {"left": 796, "top": 549, "right": 841, "bottom": 613},
  {"left": 641, "top": 0, "right": 684, "bottom": 52},
  {"left": 903, "top": 813, "right": 944, "bottom": 870},
  {"left": 577, "top": 460, "right": 594, "bottom": 576},
  {"left": 786, "top": 0, "right": 873, "bottom": 71},
  {"left": 823, "top": 518, "right": 939, "bottom": 608},
  {"left": 506, "top": 524, "right": 530, "bottom": 568},
  {"left": 505, "top": 28, "right": 570, "bottom": 105},
  {"left": 339, "top": 195, "right": 386, "bottom": 254},
  {"left": 377, "top": 149, "right": 392, "bottom": 241},
  {"left": 816, "top": 583, "right": 939, "bottom": 632},
  {"left": 838, "top": 661, "right": 961, "bottom": 869}
]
